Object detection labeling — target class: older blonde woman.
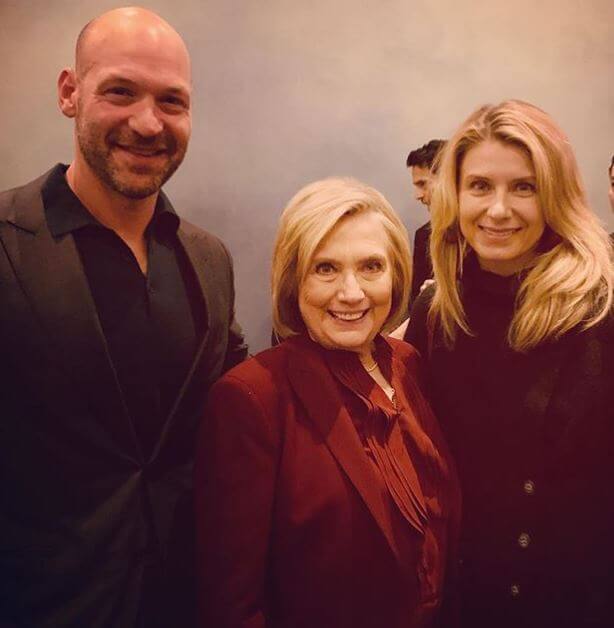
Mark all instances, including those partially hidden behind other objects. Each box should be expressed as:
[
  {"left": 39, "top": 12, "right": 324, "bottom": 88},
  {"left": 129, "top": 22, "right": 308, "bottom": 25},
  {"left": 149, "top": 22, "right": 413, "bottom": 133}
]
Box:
[
  {"left": 195, "top": 178, "right": 460, "bottom": 628},
  {"left": 404, "top": 100, "right": 614, "bottom": 628}
]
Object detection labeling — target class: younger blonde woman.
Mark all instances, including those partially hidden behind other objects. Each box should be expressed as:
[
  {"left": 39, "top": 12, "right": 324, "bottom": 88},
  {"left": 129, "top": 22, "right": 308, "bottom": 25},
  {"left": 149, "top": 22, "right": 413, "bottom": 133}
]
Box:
[{"left": 405, "top": 99, "right": 613, "bottom": 628}]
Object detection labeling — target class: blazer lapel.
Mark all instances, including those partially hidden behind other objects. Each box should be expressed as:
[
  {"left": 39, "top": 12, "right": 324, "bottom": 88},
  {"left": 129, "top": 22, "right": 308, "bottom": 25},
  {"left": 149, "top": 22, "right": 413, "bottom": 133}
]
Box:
[
  {"left": 2, "top": 175, "right": 138, "bottom": 460},
  {"left": 149, "top": 220, "right": 213, "bottom": 460},
  {"left": 286, "top": 341, "right": 402, "bottom": 563}
]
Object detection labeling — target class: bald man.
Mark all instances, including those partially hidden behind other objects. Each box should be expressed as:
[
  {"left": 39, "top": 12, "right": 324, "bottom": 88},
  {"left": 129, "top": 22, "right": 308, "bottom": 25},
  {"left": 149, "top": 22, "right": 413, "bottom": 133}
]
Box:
[{"left": 0, "top": 8, "right": 246, "bottom": 627}]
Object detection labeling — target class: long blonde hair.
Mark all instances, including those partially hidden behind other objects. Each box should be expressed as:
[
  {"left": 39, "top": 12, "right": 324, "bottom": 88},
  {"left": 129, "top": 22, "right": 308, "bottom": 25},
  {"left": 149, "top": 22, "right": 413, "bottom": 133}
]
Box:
[{"left": 429, "top": 100, "right": 613, "bottom": 352}]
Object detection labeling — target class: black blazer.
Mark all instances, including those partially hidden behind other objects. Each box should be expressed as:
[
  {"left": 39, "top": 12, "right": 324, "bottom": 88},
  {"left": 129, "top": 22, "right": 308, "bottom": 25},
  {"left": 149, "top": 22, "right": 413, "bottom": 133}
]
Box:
[
  {"left": 410, "top": 221, "right": 432, "bottom": 305},
  {"left": 0, "top": 167, "right": 247, "bottom": 627}
]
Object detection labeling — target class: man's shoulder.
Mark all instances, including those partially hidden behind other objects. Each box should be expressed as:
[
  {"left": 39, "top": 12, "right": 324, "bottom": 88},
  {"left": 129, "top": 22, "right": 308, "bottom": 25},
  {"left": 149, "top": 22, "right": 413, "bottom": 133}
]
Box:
[
  {"left": 177, "top": 216, "right": 230, "bottom": 257},
  {"left": 404, "top": 283, "right": 435, "bottom": 350},
  {"left": 412, "top": 220, "right": 431, "bottom": 252},
  {"left": 177, "top": 216, "right": 221, "bottom": 241},
  {"left": 0, "top": 168, "right": 54, "bottom": 222},
  {"left": 413, "top": 281, "right": 435, "bottom": 310}
]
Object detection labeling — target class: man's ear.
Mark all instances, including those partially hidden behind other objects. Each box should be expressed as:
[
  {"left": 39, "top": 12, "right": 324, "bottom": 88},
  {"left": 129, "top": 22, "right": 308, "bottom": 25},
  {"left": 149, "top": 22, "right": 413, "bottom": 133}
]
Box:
[{"left": 58, "top": 68, "right": 78, "bottom": 118}]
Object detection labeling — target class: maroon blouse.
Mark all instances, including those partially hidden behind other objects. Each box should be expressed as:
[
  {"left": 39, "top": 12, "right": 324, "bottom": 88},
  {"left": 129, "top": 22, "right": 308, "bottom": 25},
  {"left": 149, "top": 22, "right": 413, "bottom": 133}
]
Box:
[{"left": 323, "top": 336, "right": 460, "bottom": 626}]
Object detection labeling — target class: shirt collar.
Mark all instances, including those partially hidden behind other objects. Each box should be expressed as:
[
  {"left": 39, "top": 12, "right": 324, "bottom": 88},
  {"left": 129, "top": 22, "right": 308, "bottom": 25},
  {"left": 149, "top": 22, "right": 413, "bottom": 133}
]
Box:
[{"left": 42, "top": 163, "right": 180, "bottom": 239}]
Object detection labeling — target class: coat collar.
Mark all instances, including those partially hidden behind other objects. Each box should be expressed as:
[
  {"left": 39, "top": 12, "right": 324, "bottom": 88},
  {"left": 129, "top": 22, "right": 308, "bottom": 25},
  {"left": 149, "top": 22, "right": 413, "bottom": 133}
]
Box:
[{"left": 284, "top": 335, "right": 405, "bottom": 562}]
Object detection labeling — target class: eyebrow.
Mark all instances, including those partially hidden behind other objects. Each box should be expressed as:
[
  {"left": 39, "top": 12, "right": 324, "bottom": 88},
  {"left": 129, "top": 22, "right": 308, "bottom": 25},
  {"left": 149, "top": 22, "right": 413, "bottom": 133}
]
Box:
[
  {"left": 462, "top": 173, "right": 536, "bottom": 181},
  {"left": 312, "top": 252, "right": 388, "bottom": 263},
  {"left": 98, "top": 75, "right": 191, "bottom": 96}
]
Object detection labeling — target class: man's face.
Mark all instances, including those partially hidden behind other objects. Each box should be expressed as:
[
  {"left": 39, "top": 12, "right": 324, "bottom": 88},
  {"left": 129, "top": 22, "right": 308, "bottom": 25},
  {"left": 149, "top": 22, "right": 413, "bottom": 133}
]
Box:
[
  {"left": 410, "top": 165, "right": 433, "bottom": 207},
  {"left": 70, "top": 27, "right": 192, "bottom": 199},
  {"left": 609, "top": 165, "right": 614, "bottom": 212}
]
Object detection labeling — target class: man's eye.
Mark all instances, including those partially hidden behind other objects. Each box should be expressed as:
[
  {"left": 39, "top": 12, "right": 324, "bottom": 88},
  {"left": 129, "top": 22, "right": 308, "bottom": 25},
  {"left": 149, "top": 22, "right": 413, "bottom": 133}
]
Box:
[
  {"left": 105, "top": 87, "right": 134, "bottom": 98},
  {"left": 161, "top": 96, "right": 189, "bottom": 110},
  {"left": 314, "top": 262, "right": 336, "bottom": 275}
]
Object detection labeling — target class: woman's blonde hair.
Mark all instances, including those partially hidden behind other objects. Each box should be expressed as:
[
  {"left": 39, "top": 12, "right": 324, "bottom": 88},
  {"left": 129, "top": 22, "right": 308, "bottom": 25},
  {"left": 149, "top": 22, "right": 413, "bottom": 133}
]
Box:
[
  {"left": 429, "top": 99, "right": 613, "bottom": 351},
  {"left": 272, "top": 177, "right": 412, "bottom": 339}
]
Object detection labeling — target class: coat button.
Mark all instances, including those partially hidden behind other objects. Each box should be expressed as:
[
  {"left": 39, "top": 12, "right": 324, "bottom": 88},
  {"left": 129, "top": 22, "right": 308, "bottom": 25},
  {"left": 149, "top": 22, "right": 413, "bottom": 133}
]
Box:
[
  {"left": 510, "top": 584, "right": 520, "bottom": 597},
  {"left": 523, "top": 480, "right": 535, "bottom": 495},
  {"left": 518, "top": 532, "right": 531, "bottom": 548}
]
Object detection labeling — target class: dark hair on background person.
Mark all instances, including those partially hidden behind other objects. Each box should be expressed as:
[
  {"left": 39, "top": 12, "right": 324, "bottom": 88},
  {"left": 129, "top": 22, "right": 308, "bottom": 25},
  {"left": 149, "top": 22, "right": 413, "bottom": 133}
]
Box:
[{"left": 406, "top": 139, "right": 447, "bottom": 171}]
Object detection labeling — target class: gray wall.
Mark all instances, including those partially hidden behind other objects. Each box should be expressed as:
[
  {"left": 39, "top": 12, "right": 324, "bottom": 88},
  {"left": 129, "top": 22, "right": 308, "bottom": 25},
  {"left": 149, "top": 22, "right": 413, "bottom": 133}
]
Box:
[{"left": 2, "top": 0, "right": 613, "bottom": 351}]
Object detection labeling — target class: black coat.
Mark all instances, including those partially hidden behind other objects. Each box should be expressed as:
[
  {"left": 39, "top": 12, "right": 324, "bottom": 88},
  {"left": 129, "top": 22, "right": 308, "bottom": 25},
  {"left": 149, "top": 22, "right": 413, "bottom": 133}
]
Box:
[
  {"left": 0, "top": 168, "right": 247, "bottom": 627},
  {"left": 410, "top": 221, "right": 432, "bottom": 304},
  {"left": 405, "top": 271, "right": 614, "bottom": 628}
]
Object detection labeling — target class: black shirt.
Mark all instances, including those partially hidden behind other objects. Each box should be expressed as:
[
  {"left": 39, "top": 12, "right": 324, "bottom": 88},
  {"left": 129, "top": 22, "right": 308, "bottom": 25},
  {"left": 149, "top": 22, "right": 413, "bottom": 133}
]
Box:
[{"left": 41, "top": 164, "right": 205, "bottom": 458}]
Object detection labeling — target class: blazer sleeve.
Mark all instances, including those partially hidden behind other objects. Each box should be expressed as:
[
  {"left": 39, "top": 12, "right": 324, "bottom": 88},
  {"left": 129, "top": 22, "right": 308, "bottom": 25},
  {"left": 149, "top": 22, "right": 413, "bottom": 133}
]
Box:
[
  {"left": 404, "top": 284, "right": 434, "bottom": 358},
  {"left": 410, "top": 223, "right": 432, "bottom": 303},
  {"left": 220, "top": 242, "right": 249, "bottom": 372},
  {"left": 194, "top": 373, "right": 280, "bottom": 628}
]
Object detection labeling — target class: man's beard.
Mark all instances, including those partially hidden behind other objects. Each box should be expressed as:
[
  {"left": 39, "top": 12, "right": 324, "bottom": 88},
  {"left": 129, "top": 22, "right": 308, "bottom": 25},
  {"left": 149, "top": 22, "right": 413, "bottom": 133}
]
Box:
[{"left": 76, "top": 118, "right": 187, "bottom": 200}]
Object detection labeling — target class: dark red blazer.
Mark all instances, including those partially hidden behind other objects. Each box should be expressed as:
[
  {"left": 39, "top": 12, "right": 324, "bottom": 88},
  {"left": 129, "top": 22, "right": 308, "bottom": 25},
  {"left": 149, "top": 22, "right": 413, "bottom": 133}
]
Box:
[{"left": 194, "top": 335, "right": 459, "bottom": 628}]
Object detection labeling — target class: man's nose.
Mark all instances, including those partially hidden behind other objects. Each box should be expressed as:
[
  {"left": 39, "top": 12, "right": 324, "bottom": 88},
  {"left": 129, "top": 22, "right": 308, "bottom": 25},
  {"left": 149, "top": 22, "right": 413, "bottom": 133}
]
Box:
[{"left": 128, "top": 99, "right": 164, "bottom": 137}]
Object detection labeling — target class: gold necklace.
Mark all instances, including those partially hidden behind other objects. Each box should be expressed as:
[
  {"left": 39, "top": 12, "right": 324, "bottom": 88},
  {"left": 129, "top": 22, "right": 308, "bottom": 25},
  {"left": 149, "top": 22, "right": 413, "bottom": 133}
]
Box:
[{"left": 363, "top": 360, "right": 378, "bottom": 373}]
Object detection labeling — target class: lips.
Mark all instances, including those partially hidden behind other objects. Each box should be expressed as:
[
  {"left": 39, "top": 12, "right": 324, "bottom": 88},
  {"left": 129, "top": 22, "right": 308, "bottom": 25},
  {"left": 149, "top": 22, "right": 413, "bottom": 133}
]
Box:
[
  {"left": 479, "top": 225, "right": 522, "bottom": 238},
  {"left": 115, "top": 144, "right": 167, "bottom": 157},
  {"left": 329, "top": 309, "right": 368, "bottom": 321}
]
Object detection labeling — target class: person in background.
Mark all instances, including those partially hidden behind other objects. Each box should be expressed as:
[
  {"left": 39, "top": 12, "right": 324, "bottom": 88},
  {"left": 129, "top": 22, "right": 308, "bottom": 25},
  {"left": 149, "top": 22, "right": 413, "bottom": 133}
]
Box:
[
  {"left": 405, "top": 99, "right": 613, "bottom": 628},
  {"left": 0, "top": 8, "right": 246, "bottom": 627},
  {"left": 195, "top": 177, "right": 460, "bottom": 628},
  {"left": 407, "top": 139, "right": 447, "bottom": 303}
]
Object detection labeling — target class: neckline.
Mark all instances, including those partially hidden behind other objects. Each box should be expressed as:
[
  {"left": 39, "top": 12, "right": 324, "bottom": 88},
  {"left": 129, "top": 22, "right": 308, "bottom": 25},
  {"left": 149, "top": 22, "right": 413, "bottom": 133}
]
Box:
[{"left": 462, "top": 252, "right": 523, "bottom": 302}]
